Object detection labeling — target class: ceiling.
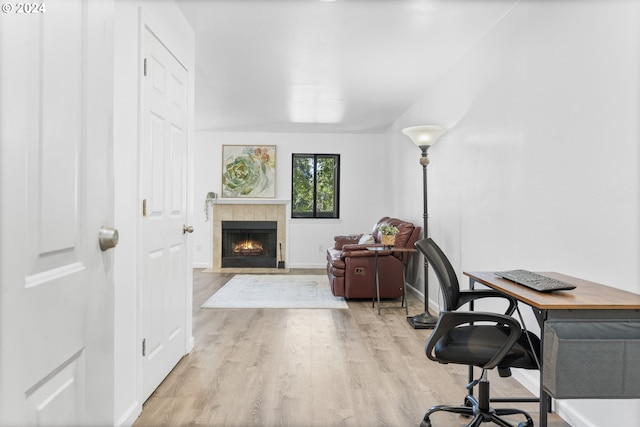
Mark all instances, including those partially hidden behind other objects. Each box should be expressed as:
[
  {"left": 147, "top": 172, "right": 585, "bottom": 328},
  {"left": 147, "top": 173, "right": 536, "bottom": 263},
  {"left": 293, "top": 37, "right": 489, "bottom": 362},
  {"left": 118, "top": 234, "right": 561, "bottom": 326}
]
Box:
[{"left": 175, "top": 0, "right": 515, "bottom": 133}]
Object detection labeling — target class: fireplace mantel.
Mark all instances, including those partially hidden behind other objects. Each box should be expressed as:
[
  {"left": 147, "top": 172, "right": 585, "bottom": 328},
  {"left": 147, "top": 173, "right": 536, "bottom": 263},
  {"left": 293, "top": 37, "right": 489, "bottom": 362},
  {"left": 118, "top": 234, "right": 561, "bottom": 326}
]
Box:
[
  {"left": 211, "top": 201, "right": 289, "bottom": 273},
  {"left": 214, "top": 199, "right": 290, "bottom": 205}
]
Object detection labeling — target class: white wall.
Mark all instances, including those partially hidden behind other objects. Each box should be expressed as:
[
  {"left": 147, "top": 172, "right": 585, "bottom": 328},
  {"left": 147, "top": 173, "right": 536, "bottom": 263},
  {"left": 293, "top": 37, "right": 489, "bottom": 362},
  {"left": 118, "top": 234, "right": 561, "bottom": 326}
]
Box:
[
  {"left": 113, "top": 1, "right": 194, "bottom": 425},
  {"left": 387, "top": 1, "right": 640, "bottom": 426},
  {"left": 192, "top": 132, "right": 389, "bottom": 269}
]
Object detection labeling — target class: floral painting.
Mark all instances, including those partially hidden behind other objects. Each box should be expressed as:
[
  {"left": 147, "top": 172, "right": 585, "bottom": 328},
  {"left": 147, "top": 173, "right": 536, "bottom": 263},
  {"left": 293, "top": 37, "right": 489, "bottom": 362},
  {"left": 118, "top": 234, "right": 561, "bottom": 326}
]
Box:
[{"left": 222, "top": 145, "right": 276, "bottom": 198}]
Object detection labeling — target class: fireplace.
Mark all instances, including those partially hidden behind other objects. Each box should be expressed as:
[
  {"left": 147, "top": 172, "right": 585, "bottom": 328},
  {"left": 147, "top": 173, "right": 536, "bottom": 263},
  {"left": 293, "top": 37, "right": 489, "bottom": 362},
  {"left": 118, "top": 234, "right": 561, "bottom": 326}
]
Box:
[
  {"left": 211, "top": 202, "right": 287, "bottom": 272},
  {"left": 221, "top": 221, "right": 277, "bottom": 268}
]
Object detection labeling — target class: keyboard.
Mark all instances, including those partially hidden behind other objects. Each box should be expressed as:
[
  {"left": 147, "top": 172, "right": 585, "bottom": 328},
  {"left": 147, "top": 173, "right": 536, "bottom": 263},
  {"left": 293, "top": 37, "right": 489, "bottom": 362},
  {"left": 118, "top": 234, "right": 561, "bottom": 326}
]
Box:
[{"left": 494, "top": 269, "right": 577, "bottom": 292}]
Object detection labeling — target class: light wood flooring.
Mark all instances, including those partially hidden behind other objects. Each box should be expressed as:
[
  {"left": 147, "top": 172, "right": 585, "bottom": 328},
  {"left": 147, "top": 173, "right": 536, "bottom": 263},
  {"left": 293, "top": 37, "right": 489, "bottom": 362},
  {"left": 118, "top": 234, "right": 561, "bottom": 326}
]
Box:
[{"left": 133, "top": 269, "right": 571, "bottom": 427}]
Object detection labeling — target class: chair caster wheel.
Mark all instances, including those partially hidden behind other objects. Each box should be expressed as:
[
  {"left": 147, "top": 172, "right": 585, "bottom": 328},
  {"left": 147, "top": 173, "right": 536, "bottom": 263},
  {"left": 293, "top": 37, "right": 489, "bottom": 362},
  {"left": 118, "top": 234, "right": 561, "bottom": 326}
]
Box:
[
  {"left": 419, "top": 417, "right": 432, "bottom": 427},
  {"left": 517, "top": 422, "right": 533, "bottom": 427}
]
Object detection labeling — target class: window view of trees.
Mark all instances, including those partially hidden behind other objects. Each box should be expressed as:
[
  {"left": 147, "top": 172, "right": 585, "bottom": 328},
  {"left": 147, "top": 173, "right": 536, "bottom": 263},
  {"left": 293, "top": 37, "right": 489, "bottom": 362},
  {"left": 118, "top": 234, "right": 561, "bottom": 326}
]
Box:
[{"left": 291, "top": 154, "right": 340, "bottom": 218}]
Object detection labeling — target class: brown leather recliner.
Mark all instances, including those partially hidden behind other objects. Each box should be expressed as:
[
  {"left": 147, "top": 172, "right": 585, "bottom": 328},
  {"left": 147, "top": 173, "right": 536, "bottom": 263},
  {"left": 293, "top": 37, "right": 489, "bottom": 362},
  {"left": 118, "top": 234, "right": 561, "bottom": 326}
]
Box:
[{"left": 326, "top": 217, "right": 421, "bottom": 299}]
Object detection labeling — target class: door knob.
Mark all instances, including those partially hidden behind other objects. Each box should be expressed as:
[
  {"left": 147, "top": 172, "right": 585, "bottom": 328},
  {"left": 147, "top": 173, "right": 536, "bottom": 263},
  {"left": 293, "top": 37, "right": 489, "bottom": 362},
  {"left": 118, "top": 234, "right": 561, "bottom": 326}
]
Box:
[
  {"left": 183, "top": 225, "right": 194, "bottom": 234},
  {"left": 99, "top": 226, "right": 119, "bottom": 251}
]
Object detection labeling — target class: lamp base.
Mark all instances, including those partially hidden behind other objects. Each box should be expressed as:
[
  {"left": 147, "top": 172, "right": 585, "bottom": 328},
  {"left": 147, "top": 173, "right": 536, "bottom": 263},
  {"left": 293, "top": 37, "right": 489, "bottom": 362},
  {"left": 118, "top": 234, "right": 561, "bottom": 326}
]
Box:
[{"left": 406, "top": 312, "right": 437, "bottom": 329}]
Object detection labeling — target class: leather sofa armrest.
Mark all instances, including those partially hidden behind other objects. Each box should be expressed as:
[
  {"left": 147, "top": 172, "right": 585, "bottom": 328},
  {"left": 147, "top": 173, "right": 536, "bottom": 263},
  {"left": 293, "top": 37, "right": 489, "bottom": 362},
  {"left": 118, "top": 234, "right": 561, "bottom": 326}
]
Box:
[
  {"left": 333, "top": 234, "right": 361, "bottom": 249},
  {"left": 341, "top": 244, "right": 392, "bottom": 258}
]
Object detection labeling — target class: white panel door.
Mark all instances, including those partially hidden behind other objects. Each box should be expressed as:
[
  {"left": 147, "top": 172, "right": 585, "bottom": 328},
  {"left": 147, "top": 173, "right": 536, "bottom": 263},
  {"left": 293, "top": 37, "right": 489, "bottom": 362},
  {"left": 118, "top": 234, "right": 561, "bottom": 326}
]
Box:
[
  {"left": 141, "top": 27, "right": 189, "bottom": 401},
  {"left": 0, "top": 1, "right": 115, "bottom": 426}
]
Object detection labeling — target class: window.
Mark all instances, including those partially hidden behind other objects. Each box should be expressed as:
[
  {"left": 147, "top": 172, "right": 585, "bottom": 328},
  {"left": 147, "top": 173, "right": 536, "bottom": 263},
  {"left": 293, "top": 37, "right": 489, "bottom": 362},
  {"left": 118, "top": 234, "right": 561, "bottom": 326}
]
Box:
[{"left": 291, "top": 154, "right": 340, "bottom": 218}]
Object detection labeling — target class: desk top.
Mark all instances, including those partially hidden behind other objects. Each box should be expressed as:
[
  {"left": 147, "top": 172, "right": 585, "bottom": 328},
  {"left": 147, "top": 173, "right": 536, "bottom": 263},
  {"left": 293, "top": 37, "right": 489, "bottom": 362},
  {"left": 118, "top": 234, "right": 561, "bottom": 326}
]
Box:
[{"left": 465, "top": 271, "right": 640, "bottom": 310}]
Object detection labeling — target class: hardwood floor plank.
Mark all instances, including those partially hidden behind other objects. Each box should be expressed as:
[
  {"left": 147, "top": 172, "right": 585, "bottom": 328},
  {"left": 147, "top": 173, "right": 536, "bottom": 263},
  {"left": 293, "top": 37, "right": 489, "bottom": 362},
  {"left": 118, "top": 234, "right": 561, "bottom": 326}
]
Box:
[{"left": 134, "top": 269, "right": 572, "bottom": 427}]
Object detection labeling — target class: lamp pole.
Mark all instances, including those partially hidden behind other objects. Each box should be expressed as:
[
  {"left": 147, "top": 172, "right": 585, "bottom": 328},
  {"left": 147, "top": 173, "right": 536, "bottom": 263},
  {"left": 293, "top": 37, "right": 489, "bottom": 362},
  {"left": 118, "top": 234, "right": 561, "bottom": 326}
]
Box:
[
  {"left": 407, "top": 145, "right": 438, "bottom": 329},
  {"left": 402, "top": 125, "right": 446, "bottom": 329}
]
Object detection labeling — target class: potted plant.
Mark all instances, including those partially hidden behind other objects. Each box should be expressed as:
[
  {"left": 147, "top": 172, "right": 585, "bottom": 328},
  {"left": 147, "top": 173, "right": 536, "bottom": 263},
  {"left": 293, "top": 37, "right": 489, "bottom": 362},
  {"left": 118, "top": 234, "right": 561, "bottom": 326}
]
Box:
[
  {"left": 204, "top": 191, "right": 217, "bottom": 221},
  {"left": 378, "top": 224, "right": 399, "bottom": 247}
]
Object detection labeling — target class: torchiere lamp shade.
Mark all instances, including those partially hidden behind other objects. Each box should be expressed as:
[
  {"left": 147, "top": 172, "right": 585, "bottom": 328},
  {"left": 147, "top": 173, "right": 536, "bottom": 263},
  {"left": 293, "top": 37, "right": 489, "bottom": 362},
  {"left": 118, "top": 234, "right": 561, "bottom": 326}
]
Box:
[{"left": 402, "top": 125, "right": 447, "bottom": 148}]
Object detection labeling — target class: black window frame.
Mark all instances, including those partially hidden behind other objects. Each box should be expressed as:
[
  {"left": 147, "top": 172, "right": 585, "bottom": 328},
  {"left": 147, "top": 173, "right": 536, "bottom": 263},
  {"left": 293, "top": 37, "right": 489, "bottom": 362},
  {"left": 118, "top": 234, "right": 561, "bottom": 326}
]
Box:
[{"left": 291, "top": 153, "right": 340, "bottom": 219}]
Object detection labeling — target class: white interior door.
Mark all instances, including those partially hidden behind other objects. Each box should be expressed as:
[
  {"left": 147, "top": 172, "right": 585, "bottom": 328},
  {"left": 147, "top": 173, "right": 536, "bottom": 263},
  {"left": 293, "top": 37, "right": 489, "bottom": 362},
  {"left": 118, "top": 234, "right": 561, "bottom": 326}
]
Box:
[
  {"left": 0, "top": 1, "right": 115, "bottom": 425},
  {"left": 140, "top": 26, "right": 189, "bottom": 401}
]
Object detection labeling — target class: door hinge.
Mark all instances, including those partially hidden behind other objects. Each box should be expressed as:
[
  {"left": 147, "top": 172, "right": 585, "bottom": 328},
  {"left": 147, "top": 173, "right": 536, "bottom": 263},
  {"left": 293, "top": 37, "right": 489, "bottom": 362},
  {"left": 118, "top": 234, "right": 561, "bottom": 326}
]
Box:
[
  {"left": 142, "top": 199, "right": 147, "bottom": 217},
  {"left": 142, "top": 338, "right": 146, "bottom": 357},
  {"left": 143, "top": 58, "right": 147, "bottom": 76}
]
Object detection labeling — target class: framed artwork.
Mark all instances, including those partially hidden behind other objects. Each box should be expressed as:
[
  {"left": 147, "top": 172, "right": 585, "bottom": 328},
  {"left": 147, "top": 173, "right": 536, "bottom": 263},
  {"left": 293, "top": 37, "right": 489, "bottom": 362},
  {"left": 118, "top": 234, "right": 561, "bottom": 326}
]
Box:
[{"left": 222, "top": 145, "right": 276, "bottom": 198}]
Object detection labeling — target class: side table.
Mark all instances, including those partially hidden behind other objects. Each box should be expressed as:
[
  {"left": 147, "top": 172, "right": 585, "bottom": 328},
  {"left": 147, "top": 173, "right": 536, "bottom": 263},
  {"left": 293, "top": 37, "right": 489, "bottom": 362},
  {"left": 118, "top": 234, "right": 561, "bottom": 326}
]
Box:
[{"left": 367, "top": 246, "right": 416, "bottom": 315}]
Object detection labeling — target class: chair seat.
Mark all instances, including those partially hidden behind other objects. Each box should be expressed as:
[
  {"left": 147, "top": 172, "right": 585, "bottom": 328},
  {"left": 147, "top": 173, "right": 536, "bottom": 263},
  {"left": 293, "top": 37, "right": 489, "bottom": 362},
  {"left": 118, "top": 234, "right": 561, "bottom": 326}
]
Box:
[{"left": 434, "top": 325, "right": 540, "bottom": 370}]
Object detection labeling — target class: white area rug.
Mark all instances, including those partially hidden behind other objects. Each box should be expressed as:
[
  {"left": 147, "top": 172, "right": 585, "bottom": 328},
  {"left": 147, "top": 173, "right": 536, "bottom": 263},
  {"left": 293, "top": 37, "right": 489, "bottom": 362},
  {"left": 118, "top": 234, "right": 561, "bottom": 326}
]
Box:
[{"left": 201, "top": 274, "right": 348, "bottom": 309}]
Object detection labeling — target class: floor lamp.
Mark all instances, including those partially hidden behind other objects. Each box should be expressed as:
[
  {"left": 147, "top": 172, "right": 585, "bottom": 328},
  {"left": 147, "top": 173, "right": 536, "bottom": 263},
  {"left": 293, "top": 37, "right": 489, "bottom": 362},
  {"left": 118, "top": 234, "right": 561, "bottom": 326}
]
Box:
[{"left": 402, "top": 125, "right": 447, "bottom": 329}]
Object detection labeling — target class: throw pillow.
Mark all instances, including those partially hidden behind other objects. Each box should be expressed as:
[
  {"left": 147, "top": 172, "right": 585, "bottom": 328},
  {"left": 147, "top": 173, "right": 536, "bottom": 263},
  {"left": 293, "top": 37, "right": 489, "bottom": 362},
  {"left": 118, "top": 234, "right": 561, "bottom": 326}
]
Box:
[{"left": 358, "top": 234, "right": 375, "bottom": 244}]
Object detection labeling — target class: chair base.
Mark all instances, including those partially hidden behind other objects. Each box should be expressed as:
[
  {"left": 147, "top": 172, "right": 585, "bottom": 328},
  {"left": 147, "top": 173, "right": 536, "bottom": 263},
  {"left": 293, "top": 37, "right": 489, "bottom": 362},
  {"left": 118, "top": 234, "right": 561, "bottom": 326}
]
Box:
[{"left": 420, "top": 380, "right": 534, "bottom": 427}]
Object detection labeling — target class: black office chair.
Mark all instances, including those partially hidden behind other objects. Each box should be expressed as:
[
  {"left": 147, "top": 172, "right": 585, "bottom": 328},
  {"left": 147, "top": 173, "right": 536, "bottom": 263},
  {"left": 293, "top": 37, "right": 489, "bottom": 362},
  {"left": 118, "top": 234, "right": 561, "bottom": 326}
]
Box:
[
  {"left": 414, "top": 238, "right": 517, "bottom": 315},
  {"left": 415, "top": 238, "right": 540, "bottom": 427}
]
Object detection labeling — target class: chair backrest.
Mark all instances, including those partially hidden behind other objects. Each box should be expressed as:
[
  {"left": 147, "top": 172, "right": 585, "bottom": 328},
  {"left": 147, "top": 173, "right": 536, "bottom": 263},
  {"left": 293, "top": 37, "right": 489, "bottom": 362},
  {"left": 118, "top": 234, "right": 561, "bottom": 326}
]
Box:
[{"left": 414, "top": 238, "right": 460, "bottom": 311}]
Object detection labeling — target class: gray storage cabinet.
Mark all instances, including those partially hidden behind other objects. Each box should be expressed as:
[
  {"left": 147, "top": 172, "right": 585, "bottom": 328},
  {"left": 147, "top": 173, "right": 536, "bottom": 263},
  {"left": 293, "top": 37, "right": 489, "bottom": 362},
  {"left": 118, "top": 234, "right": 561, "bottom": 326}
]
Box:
[{"left": 543, "top": 320, "right": 640, "bottom": 399}]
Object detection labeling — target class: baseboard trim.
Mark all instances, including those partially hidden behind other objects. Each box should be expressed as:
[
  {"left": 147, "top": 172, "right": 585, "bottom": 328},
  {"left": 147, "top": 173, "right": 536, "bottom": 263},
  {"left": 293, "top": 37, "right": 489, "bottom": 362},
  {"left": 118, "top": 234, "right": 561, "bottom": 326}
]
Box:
[
  {"left": 115, "top": 401, "right": 141, "bottom": 427},
  {"left": 192, "top": 262, "right": 211, "bottom": 269},
  {"left": 287, "top": 263, "right": 326, "bottom": 269}
]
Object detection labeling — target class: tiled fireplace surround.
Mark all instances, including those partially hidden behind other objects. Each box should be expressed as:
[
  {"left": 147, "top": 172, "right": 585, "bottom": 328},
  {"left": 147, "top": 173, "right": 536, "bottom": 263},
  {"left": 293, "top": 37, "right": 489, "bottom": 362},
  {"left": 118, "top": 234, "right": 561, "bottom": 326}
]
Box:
[{"left": 211, "top": 201, "right": 288, "bottom": 273}]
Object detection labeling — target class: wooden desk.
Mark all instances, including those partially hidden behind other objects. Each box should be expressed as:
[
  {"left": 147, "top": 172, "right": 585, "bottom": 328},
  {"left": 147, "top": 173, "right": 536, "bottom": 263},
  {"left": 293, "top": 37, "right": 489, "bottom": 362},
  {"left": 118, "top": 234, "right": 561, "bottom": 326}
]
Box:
[{"left": 465, "top": 271, "right": 640, "bottom": 427}]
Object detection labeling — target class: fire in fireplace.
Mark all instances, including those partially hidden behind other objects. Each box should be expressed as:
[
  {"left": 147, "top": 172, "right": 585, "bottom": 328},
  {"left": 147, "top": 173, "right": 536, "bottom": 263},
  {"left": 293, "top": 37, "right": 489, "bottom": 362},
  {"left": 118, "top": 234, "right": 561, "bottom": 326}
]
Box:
[
  {"left": 221, "top": 221, "right": 277, "bottom": 268},
  {"left": 234, "top": 239, "right": 263, "bottom": 255}
]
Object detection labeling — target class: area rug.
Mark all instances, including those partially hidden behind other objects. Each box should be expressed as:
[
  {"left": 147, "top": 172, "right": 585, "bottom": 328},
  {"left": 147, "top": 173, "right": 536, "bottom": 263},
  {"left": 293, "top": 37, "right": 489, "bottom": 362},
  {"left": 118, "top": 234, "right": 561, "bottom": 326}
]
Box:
[{"left": 201, "top": 274, "right": 348, "bottom": 309}]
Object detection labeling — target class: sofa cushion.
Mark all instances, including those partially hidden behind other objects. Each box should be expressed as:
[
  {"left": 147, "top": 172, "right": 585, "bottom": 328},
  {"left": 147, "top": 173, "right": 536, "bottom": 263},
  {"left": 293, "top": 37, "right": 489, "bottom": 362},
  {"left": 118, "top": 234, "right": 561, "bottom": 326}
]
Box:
[
  {"left": 358, "top": 233, "right": 375, "bottom": 244},
  {"left": 329, "top": 264, "right": 345, "bottom": 276},
  {"left": 394, "top": 222, "right": 416, "bottom": 248}
]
